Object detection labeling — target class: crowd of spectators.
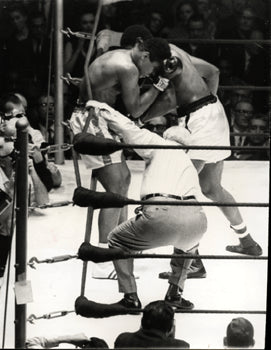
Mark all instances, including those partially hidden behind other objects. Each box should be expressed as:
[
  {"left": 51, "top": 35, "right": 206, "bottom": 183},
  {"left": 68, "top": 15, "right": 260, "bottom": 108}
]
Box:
[
  {"left": 0, "top": 0, "right": 269, "bottom": 162},
  {"left": 0, "top": 0, "right": 268, "bottom": 164}
]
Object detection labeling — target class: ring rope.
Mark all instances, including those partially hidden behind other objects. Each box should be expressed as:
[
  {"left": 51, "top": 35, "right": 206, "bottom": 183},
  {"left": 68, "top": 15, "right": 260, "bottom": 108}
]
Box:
[
  {"left": 170, "top": 38, "right": 271, "bottom": 44},
  {"left": 118, "top": 200, "right": 269, "bottom": 207},
  {"left": 27, "top": 253, "right": 267, "bottom": 269},
  {"left": 114, "top": 144, "right": 269, "bottom": 151},
  {"left": 123, "top": 253, "right": 267, "bottom": 260},
  {"left": 219, "top": 85, "right": 271, "bottom": 91},
  {"left": 168, "top": 309, "right": 266, "bottom": 314},
  {"left": 43, "top": 142, "right": 270, "bottom": 152},
  {"left": 26, "top": 308, "right": 265, "bottom": 324}
]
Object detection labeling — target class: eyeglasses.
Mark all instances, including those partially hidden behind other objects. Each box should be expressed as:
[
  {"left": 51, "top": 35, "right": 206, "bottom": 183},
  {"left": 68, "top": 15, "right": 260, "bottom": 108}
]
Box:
[
  {"left": 0, "top": 112, "right": 25, "bottom": 120},
  {"left": 234, "top": 109, "right": 253, "bottom": 115},
  {"left": 250, "top": 125, "right": 267, "bottom": 132},
  {"left": 240, "top": 15, "right": 254, "bottom": 20},
  {"left": 39, "top": 103, "right": 54, "bottom": 107}
]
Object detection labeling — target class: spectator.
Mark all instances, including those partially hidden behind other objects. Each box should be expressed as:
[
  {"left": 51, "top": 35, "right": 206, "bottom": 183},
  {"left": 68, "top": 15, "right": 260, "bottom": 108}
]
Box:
[
  {"left": 145, "top": 10, "right": 169, "bottom": 38},
  {"left": 29, "top": 94, "right": 55, "bottom": 144},
  {"left": 223, "top": 82, "right": 253, "bottom": 125},
  {"left": 194, "top": 0, "right": 217, "bottom": 38},
  {"left": 114, "top": 300, "right": 189, "bottom": 348},
  {"left": 0, "top": 94, "right": 53, "bottom": 280},
  {"left": 167, "top": 0, "right": 195, "bottom": 40},
  {"left": 1, "top": 93, "right": 61, "bottom": 192},
  {"left": 216, "top": 57, "right": 235, "bottom": 104},
  {"left": 26, "top": 333, "right": 108, "bottom": 348},
  {"left": 216, "top": 6, "right": 258, "bottom": 81},
  {"left": 242, "top": 29, "right": 269, "bottom": 112},
  {"left": 4, "top": 5, "right": 50, "bottom": 104},
  {"left": 28, "top": 11, "right": 51, "bottom": 96},
  {"left": 179, "top": 14, "right": 218, "bottom": 64},
  {"left": 245, "top": 114, "right": 269, "bottom": 160},
  {"left": 4, "top": 4, "right": 31, "bottom": 96},
  {"left": 216, "top": 6, "right": 257, "bottom": 40},
  {"left": 0, "top": 138, "right": 14, "bottom": 282},
  {"left": 99, "top": 2, "right": 122, "bottom": 31},
  {"left": 229, "top": 99, "right": 254, "bottom": 160},
  {"left": 242, "top": 29, "right": 269, "bottom": 86},
  {"left": 224, "top": 317, "right": 255, "bottom": 348},
  {"left": 63, "top": 8, "right": 97, "bottom": 103}
]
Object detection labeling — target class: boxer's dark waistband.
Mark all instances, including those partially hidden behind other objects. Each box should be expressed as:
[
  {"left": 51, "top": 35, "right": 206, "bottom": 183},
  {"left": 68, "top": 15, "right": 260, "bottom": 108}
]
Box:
[
  {"left": 141, "top": 193, "right": 196, "bottom": 201},
  {"left": 177, "top": 94, "right": 217, "bottom": 118}
]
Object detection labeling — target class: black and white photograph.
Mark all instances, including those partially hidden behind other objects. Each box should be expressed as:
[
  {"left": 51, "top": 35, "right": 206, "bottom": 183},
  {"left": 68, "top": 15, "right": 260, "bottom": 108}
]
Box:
[{"left": 0, "top": 0, "right": 270, "bottom": 348}]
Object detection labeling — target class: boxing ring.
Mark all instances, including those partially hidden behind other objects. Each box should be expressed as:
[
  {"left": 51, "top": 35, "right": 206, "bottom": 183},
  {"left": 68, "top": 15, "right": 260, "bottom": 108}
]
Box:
[{"left": 0, "top": 136, "right": 269, "bottom": 348}]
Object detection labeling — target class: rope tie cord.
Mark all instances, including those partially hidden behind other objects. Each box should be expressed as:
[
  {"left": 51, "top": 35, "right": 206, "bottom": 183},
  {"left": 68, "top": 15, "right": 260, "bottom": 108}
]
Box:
[
  {"left": 27, "top": 310, "right": 74, "bottom": 324},
  {"left": 28, "top": 255, "right": 78, "bottom": 269}
]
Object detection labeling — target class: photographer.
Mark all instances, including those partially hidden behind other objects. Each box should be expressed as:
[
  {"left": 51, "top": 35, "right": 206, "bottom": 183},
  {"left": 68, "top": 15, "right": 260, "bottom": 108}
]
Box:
[{"left": 0, "top": 93, "right": 61, "bottom": 195}]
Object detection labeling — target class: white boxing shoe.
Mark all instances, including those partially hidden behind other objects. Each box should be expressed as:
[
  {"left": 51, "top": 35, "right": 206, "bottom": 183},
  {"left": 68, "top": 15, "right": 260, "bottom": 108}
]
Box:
[{"left": 91, "top": 261, "right": 139, "bottom": 280}]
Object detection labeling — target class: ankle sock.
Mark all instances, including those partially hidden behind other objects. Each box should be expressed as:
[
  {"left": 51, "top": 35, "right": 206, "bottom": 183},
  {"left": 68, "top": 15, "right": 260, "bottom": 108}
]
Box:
[
  {"left": 230, "top": 223, "right": 248, "bottom": 238},
  {"left": 98, "top": 243, "right": 108, "bottom": 248}
]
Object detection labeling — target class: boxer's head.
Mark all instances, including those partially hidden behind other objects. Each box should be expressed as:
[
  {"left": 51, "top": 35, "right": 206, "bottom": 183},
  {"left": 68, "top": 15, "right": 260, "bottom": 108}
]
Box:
[
  {"left": 134, "top": 37, "right": 171, "bottom": 76},
  {"left": 121, "top": 25, "right": 171, "bottom": 76}
]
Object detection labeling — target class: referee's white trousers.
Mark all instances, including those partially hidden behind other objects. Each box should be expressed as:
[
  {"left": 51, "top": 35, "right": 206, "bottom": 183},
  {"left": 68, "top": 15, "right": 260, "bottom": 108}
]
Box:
[{"left": 108, "top": 199, "right": 207, "bottom": 294}]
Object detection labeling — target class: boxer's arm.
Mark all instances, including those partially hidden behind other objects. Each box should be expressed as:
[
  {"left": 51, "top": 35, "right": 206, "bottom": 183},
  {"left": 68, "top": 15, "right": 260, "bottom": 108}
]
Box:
[
  {"left": 169, "top": 43, "right": 219, "bottom": 94},
  {"left": 188, "top": 55, "right": 220, "bottom": 94},
  {"left": 118, "top": 65, "right": 163, "bottom": 119},
  {"left": 140, "top": 84, "right": 177, "bottom": 124}
]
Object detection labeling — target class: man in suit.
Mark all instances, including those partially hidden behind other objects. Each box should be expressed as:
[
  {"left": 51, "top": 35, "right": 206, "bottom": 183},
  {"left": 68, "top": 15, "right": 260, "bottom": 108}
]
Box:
[
  {"left": 114, "top": 300, "right": 189, "bottom": 348},
  {"left": 179, "top": 14, "right": 218, "bottom": 65}
]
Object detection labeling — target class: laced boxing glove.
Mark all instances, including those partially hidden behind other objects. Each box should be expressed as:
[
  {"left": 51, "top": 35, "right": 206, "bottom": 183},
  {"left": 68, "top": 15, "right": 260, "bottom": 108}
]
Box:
[
  {"left": 163, "top": 56, "right": 181, "bottom": 74},
  {"left": 152, "top": 76, "right": 169, "bottom": 92}
]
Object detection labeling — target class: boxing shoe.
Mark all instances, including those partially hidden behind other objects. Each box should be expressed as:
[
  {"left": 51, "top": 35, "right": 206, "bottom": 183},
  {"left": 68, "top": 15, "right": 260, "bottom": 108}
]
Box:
[
  {"left": 92, "top": 261, "right": 118, "bottom": 280},
  {"left": 117, "top": 293, "right": 142, "bottom": 314},
  {"left": 165, "top": 294, "right": 194, "bottom": 310},
  {"left": 226, "top": 234, "right": 263, "bottom": 256},
  {"left": 92, "top": 262, "right": 139, "bottom": 280},
  {"left": 186, "top": 264, "right": 207, "bottom": 279}
]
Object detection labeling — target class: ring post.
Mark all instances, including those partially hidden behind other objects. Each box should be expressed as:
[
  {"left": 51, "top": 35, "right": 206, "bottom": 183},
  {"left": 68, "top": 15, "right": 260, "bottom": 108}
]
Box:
[
  {"left": 79, "top": 0, "right": 102, "bottom": 296},
  {"left": 14, "top": 118, "right": 29, "bottom": 348},
  {"left": 54, "top": 0, "right": 64, "bottom": 164}
]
